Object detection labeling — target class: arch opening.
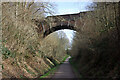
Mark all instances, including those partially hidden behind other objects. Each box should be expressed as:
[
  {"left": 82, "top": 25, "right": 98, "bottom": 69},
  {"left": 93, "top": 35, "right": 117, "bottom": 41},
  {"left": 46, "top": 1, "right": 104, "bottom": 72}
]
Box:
[{"left": 43, "top": 29, "right": 77, "bottom": 50}]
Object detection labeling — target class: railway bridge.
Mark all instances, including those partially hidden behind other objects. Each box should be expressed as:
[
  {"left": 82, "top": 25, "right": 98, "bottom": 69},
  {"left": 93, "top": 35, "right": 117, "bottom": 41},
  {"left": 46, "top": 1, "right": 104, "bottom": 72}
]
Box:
[{"left": 33, "top": 11, "right": 92, "bottom": 37}]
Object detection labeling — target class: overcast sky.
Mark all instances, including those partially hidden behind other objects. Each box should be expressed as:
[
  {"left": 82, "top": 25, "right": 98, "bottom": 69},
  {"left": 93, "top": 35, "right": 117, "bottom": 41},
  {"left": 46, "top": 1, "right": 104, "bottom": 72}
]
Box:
[
  {"left": 52, "top": 2, "right": 92, "bottom": 45},
  {"left": 54, "top": 2, "right": 92, "bottom": 15}
]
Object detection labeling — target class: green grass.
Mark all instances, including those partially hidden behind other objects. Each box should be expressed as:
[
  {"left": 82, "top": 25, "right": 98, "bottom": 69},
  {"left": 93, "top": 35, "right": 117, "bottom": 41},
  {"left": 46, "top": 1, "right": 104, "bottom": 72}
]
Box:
[
  {"left": 61, "top": 54, "right": 70, "bottom": 64},
  {"left": 40, "top": 65, "right": 59, "bottom": 78},
  {"left": 40, "top": 54, "right": 70, "bottom": 78}
]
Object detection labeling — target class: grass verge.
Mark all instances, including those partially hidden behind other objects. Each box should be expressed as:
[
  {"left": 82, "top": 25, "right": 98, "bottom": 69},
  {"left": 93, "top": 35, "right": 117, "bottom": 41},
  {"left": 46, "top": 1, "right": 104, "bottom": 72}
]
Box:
[
  {"left": 40, "top": 64, "right": 59, "bottom": 78},
  {"left": 61, "top": 54, "right": 70, "bottom": 64},
  {"left": 40, "top": 54, "right": 70, "bottom": 78}
]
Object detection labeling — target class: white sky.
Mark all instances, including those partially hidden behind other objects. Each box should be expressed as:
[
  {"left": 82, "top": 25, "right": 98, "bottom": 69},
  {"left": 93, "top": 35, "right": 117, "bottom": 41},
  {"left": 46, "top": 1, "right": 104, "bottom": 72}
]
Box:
[
  {"left": 53, "top": 2, "right": 92, "bottom": 44},
  {"left": 54, "top": 2, "right": 92, "bottom": 15}
]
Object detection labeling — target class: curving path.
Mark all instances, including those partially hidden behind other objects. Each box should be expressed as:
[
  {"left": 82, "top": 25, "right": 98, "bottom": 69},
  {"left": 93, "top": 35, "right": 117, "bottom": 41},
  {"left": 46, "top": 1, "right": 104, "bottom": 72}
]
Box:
[{"left": 52, "top": 56, "right": 76, "bottom": 78}]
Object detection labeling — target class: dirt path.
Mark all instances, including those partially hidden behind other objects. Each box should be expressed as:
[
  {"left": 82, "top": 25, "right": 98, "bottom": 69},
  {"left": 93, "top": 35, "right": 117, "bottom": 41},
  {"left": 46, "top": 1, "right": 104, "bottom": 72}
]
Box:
[{"left": 52, "top": 56, "right": 76, "bottom": 78}]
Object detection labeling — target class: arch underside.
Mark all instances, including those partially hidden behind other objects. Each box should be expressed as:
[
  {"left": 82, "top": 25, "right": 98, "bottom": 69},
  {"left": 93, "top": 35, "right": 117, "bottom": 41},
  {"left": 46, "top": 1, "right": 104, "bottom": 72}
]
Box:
[{"left": 43, "top": 25, "right": 75, "bottom": 37}]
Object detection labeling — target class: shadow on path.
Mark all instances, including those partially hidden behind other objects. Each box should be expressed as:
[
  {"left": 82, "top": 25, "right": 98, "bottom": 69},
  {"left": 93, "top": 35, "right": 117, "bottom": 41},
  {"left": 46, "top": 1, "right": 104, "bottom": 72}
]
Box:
[{"left": 52, "top": 56, "right": 76, "bottom": 78}]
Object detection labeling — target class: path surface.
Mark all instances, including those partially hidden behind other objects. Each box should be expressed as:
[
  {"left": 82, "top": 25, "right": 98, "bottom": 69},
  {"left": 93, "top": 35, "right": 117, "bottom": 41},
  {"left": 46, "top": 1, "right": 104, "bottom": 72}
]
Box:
[{"left": 52, "top": 56, "right": 76, "bottom": 78}]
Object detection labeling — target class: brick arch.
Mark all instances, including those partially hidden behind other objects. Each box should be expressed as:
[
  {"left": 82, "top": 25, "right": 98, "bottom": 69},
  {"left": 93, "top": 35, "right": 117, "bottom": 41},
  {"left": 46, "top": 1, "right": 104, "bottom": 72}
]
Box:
[
  {"left": 43, "top": 25, "right": 75, "bottom": 37},
  {"left": 33, "top": 11, "right": 92, "bottom": 37}
]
